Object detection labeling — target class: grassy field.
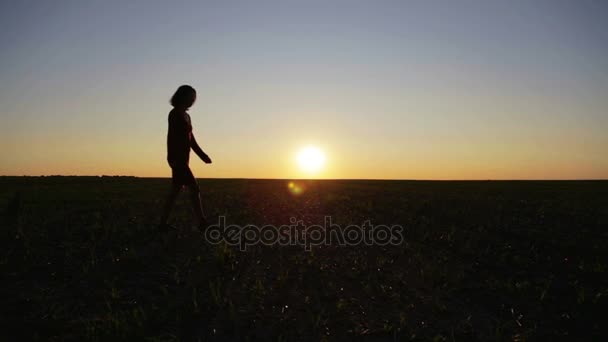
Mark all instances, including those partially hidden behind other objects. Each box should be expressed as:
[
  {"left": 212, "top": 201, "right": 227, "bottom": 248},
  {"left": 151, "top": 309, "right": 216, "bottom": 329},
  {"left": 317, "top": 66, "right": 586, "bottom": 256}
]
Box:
[{"left": 1, "top": 176, "right": 607, "bottom": 341}]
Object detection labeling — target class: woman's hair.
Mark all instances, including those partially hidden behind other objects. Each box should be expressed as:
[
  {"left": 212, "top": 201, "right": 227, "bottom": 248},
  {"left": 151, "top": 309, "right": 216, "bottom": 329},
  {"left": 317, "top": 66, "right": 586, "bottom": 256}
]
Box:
[{"left": 170, "top": 85, "right": 196, "bottom": 108}]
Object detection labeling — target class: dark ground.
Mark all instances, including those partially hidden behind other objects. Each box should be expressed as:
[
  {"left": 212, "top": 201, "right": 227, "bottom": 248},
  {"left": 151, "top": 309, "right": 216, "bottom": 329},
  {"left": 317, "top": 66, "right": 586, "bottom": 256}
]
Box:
[{"left": 1, "top": 176, "right": 607, "bottom": 341}]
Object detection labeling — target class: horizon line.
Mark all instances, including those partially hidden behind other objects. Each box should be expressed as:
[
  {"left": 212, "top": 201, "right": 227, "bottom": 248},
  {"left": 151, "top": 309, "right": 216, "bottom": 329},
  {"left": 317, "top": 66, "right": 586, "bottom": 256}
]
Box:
[{"left": 1, "top": 175, "right": 607, "bottom": 181}]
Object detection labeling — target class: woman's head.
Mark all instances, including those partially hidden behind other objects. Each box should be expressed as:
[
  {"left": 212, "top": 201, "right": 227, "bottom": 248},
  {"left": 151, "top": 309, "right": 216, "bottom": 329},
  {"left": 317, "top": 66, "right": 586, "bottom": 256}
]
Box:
[{"left": 170, "top": 85, "right": 197, "bottom": 109}]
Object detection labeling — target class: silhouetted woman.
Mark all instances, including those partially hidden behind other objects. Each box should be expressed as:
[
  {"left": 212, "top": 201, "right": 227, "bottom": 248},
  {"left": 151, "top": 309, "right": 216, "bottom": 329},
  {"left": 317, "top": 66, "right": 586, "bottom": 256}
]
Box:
[{"left": 159, "top": 85, "right": 212, "bottom": 231}]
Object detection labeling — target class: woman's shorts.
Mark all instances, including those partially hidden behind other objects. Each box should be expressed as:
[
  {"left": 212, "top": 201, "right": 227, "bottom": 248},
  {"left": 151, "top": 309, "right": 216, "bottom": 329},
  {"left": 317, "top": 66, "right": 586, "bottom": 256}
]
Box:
[{"left": 171, "top": 164, "right": 197, "bottom": 188}]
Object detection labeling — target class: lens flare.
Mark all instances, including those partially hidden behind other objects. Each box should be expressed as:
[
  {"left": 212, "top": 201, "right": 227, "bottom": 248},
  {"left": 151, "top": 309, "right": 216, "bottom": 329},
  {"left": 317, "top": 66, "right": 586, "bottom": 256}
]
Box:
[{"left": 287, "top": 181, "right": 304, "bottom": 195}]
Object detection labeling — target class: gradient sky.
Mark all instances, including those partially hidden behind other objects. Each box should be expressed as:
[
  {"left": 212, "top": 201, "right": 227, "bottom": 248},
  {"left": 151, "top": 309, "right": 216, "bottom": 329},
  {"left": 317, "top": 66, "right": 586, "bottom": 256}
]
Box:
[{"left": 1, "top": 0, "right": 607, "bottom": 179}]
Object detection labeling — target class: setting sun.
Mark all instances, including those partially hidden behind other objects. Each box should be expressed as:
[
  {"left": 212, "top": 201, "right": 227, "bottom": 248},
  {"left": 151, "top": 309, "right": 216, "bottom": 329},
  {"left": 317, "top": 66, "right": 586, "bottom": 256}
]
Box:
[{"left": 296, "top": 146, "right": 326, "bottom": 173}]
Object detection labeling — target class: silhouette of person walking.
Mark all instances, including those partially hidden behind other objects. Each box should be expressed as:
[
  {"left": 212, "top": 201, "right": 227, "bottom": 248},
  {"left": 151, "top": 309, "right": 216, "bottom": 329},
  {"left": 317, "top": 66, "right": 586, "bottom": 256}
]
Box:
[{"left": 159, "top": 85, "right": 212, "bottom": 231}]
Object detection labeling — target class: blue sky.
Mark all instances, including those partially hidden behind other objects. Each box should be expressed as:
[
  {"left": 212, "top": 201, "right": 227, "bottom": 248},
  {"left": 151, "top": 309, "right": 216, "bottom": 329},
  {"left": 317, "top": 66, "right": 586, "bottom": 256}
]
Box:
[{"left": 1, "top": 0, "right": 607, "bottom": 178}]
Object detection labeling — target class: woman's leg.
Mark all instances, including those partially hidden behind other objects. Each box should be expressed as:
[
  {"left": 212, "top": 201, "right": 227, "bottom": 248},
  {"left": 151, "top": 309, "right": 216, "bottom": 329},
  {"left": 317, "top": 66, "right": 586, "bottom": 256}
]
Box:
[
  {"left": 187, "top": 183, "right": 207, "bottom": 227},
  {"left": 160, "top": 184, "right": 181, "bottom": 225}
]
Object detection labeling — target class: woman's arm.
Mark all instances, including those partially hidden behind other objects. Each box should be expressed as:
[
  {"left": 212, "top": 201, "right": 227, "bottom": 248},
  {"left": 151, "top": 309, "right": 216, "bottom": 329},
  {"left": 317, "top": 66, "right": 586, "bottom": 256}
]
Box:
[{"left": 191, "top": 135, "right": 212, "bottom": 163}]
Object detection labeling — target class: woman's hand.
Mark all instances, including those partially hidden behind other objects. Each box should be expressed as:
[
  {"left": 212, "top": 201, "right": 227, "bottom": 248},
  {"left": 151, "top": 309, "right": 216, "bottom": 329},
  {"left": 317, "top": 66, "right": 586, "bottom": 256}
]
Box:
[{"left": 201, "top": 154, "right": 212, "bottom": 164}]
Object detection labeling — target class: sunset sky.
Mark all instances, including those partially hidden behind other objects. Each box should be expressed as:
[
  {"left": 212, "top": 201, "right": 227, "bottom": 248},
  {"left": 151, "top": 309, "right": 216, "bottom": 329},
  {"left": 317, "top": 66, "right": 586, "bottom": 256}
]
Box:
[{"left": 1, "top": 0, "right": 607, "bottom": 179}]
